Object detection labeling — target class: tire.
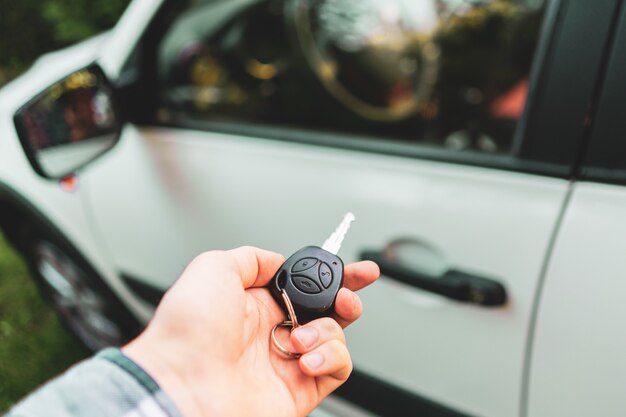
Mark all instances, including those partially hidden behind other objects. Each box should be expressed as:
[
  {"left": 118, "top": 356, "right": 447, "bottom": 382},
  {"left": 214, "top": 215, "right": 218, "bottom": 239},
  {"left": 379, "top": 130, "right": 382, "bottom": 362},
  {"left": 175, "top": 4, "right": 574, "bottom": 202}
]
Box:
[{"left": 25, "top": 235, "right": 142, "bottom": 351}]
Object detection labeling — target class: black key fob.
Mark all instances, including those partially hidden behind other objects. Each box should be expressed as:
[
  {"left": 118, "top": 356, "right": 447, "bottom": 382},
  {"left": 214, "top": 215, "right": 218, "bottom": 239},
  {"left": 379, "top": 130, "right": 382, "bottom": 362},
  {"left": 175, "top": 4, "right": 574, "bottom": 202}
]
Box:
[{"left": 269, "top": 246, "right": 344, "bottom": 323}]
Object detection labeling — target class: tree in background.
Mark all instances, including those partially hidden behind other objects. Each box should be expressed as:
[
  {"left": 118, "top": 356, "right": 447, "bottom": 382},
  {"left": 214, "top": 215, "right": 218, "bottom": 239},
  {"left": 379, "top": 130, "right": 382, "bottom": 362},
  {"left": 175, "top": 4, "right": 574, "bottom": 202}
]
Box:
[{"left": 0, "top": 0, "right": 130, "bottom": 86}]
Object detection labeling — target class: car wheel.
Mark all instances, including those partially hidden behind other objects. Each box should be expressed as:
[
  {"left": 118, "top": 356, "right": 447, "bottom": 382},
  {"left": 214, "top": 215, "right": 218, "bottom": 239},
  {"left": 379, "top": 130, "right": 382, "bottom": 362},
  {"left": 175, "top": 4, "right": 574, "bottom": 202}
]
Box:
[{"left": 26, "top": 237, "right": 140, "bottom": 351}]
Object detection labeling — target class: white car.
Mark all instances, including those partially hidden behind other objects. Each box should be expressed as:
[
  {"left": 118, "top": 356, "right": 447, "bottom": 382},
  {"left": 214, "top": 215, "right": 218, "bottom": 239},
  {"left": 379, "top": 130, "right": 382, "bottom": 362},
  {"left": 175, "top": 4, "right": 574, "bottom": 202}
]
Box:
[{"left": 1, "top": 0, "right": 624, "bottom": 416}]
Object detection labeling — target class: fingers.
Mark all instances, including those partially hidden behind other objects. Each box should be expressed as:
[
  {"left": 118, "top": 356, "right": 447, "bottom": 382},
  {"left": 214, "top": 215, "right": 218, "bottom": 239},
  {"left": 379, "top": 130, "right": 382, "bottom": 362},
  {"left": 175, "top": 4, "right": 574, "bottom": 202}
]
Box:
[
  {"left": 331, "top": 261, "right": 378, "bottom": 327},
  {"left": 291, "top": 318, "right": 352, "bottom": 381},
  {"left": 223, "top": 252, "right": 376, "bottom": 326},
  {"left": 333, "top": 288, "right": 363, "bottom": 328},
  {"left": 197, "top": 249, "right": 377, "bottom": 292},
  {"left": 343, "top": 260, "right": 379, "bottom": 291},
  {"left": 291, "top": 317, "right": 345, "bottom": 352},
  {"left": 226, "top": 246, "right": 285, "bottom": 288},
  {"left": 299, "top": 340, "right": 352, "bottom": 381}
]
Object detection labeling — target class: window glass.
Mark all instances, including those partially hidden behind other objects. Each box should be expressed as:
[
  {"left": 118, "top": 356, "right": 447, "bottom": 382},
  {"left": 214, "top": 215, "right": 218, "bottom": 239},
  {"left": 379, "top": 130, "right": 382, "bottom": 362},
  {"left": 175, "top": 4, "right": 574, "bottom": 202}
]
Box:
[{"left": 156, "top": 0, "right": 546, "bottom": 154}]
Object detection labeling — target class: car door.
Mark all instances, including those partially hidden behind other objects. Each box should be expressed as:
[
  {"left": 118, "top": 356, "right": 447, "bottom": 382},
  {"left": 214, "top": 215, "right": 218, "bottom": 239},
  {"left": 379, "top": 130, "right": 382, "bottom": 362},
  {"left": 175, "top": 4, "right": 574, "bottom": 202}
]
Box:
[
  {"left": 84, "top": 0, "right": 615, "bottom": 415},
  {"left": 527, "top": 3, "right": 626, "bottom": 415}
]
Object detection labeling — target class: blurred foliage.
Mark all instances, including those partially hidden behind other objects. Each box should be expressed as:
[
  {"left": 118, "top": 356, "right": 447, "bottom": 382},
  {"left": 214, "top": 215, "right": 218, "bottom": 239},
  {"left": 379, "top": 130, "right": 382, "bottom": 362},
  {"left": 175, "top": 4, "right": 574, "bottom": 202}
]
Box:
[
  {"left": 0, "top": 0, "right": 131, "bottom": 86},
  {"left": 0, "top": 233, "right": 89, "bottom": 412}
]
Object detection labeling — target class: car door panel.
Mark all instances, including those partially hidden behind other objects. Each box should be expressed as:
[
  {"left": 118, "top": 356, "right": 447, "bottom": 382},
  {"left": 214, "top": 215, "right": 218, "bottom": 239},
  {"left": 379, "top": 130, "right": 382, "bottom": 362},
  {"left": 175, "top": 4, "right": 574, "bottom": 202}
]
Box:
[{"left": 84, "top": 126, "right": 569, "bottom": 416}]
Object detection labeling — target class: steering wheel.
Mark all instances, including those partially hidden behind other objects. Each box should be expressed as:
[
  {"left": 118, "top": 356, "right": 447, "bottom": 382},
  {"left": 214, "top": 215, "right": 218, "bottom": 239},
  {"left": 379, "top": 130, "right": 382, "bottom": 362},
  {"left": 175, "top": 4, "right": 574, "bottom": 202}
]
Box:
[{"left": 285, "top": 0, "right": 440, "bottom": 123}]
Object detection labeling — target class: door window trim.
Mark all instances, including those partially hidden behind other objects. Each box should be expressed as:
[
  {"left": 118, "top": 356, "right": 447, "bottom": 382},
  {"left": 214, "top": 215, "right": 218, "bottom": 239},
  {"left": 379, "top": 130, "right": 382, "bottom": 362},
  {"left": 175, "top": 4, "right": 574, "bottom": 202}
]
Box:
[
  {"left": 516, "top": 0, "right": 621, "bottom": 171},
  {"left": 579, "top": 0, "right": 626, "bottom": 184}
]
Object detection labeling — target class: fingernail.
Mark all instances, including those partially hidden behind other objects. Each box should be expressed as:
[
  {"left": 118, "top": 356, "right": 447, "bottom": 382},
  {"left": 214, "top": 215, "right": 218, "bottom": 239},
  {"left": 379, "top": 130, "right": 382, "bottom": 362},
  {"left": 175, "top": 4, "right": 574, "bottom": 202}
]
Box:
[
  {"left": 294, "top": 326, "right": 318, "bottom": 348},
  {"left": 303, "top": 352, "right": 324, "bottom": 370}
]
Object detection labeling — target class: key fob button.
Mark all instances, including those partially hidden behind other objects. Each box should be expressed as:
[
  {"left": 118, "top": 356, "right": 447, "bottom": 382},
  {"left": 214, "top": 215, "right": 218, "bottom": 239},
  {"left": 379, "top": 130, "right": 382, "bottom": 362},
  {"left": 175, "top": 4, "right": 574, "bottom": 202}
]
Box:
[
  {"left": 292, "top": 276, "right": 322, "bottom": 294},
  {"left": 291, "top": 258, "right": 319, "bottom": 273},
  {"left": 319, "top": 263, "right": 333, "bottom": 288},
  {"left": 269, "top": 246, "right": 346, "bottom": 322}
]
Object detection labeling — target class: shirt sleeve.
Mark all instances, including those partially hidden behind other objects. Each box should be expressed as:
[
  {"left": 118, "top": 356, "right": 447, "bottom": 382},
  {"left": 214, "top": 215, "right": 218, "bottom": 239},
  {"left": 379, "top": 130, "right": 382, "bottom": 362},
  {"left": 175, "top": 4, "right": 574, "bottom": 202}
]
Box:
[{"left": 4, "top": 348, "right": 183, "bottom": 417}]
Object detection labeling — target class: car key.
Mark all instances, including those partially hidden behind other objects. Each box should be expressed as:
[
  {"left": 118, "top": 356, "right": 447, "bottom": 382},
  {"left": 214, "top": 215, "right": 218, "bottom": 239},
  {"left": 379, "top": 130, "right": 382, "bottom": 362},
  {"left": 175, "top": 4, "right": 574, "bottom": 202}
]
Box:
[{"left": 269, "top": 212, "right": 355, "bottom": 324}]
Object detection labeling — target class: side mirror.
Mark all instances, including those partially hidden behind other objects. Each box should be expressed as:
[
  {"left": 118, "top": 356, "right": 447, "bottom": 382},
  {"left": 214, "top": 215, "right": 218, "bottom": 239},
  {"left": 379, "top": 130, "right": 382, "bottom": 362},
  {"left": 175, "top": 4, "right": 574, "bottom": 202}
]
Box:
[{"left": 14, "top": 64, "right": 122, "bottom": 179}]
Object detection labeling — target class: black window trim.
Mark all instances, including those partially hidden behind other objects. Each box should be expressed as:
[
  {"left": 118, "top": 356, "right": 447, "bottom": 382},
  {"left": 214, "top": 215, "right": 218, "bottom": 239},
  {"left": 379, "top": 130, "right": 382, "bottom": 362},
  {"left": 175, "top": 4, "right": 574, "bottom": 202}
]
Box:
[
  {"left": 159, "top": 117, "right": 568, "bottom": 176},
  {"left": 517, "top": 0, "right": 622, "bottom": 171},
  {"left": 579, "top": 0, "right": 626, "bottom": 185}
]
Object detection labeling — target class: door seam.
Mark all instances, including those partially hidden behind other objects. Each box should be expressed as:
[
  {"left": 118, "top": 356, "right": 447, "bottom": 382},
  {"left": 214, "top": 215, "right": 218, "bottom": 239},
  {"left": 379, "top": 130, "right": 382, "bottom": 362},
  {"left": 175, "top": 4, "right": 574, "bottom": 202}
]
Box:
[{"left": 519, "top": 179, "right": 575, "bottom": 417}]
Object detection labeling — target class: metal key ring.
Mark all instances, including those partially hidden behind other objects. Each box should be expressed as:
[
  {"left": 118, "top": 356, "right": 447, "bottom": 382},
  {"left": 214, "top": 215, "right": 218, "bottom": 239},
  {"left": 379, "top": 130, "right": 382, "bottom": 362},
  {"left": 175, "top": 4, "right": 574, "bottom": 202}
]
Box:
[
  {"left": 271, "top": 289, "right": 301, "bottom": 359},
  {"left": 271, "top": 322, "right": 302, "bottom": 359}
]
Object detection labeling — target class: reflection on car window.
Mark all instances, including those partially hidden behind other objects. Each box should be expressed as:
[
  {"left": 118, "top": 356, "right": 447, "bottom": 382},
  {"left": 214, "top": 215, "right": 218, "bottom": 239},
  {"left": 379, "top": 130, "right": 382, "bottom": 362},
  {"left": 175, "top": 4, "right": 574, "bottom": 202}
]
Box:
[{"left": 156, "top": 0, "right": 546, "bottom": 154}]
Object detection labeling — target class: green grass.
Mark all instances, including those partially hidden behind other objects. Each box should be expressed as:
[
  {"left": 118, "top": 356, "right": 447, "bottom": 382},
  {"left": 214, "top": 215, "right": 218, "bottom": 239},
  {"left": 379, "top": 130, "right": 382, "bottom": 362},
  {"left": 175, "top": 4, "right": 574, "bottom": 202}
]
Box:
[{"left": 0, "top": 233, "right": 89, "bottom": 412}]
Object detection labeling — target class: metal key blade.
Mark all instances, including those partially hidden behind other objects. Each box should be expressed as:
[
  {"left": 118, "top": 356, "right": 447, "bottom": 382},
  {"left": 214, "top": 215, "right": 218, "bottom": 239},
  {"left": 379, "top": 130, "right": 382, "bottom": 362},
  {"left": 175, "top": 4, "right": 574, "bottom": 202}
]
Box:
[{"left": 321, "top": 212, "right": 355, "bottom": 255}]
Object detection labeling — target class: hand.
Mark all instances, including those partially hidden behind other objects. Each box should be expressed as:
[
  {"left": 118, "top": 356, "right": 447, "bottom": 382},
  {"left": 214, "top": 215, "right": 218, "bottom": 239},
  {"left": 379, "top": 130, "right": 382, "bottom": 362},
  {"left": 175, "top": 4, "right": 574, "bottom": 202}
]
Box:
[{"left": 123, "top": 246, "right": 379, "bottom": 417}]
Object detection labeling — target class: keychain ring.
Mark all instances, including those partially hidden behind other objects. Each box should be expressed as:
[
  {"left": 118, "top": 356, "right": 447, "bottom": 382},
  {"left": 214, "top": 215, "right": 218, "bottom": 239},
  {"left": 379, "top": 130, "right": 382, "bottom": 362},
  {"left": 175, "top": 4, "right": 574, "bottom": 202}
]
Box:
[
  {"left": 271, "top": 322, "right": 302, "bottom": 359},
  {"left": 271, "top": 289, "right": 301, "bottom": 359}
]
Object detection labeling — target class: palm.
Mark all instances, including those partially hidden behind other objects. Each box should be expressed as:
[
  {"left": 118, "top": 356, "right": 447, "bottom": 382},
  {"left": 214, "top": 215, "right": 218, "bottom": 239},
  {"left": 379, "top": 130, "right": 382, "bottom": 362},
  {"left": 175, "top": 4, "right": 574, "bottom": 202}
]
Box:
[{"left": 234, "top": 288, "right": 329, "bottom": 417}]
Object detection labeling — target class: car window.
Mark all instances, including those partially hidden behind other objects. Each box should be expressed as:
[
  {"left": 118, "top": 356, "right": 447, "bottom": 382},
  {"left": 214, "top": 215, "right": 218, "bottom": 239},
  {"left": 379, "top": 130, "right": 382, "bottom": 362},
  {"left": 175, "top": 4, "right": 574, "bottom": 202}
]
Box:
[{"left": 155, "top": 0, "right": 547, "bottom": 155}]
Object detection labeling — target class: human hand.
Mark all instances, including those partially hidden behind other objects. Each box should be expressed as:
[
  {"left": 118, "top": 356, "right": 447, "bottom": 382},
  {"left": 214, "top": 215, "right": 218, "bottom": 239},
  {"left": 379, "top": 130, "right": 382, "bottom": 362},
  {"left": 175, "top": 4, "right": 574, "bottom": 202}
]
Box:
[{"left": 123, "top": 246, "right": 379, "bottom": 417}]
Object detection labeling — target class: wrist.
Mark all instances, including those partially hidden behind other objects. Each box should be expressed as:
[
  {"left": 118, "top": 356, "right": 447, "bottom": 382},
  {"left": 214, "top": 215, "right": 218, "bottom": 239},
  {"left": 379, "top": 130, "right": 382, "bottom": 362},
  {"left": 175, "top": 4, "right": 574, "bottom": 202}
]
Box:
[{"left": 122, "top": 332, "right": 221, "bottom": 417}]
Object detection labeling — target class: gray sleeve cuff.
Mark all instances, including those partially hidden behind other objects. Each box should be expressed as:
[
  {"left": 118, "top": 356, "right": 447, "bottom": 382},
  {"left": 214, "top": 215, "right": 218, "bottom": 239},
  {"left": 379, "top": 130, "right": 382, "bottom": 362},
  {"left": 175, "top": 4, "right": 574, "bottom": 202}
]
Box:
[{"left": 5, "top": 348, "right": 182, "bottom": 417}]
